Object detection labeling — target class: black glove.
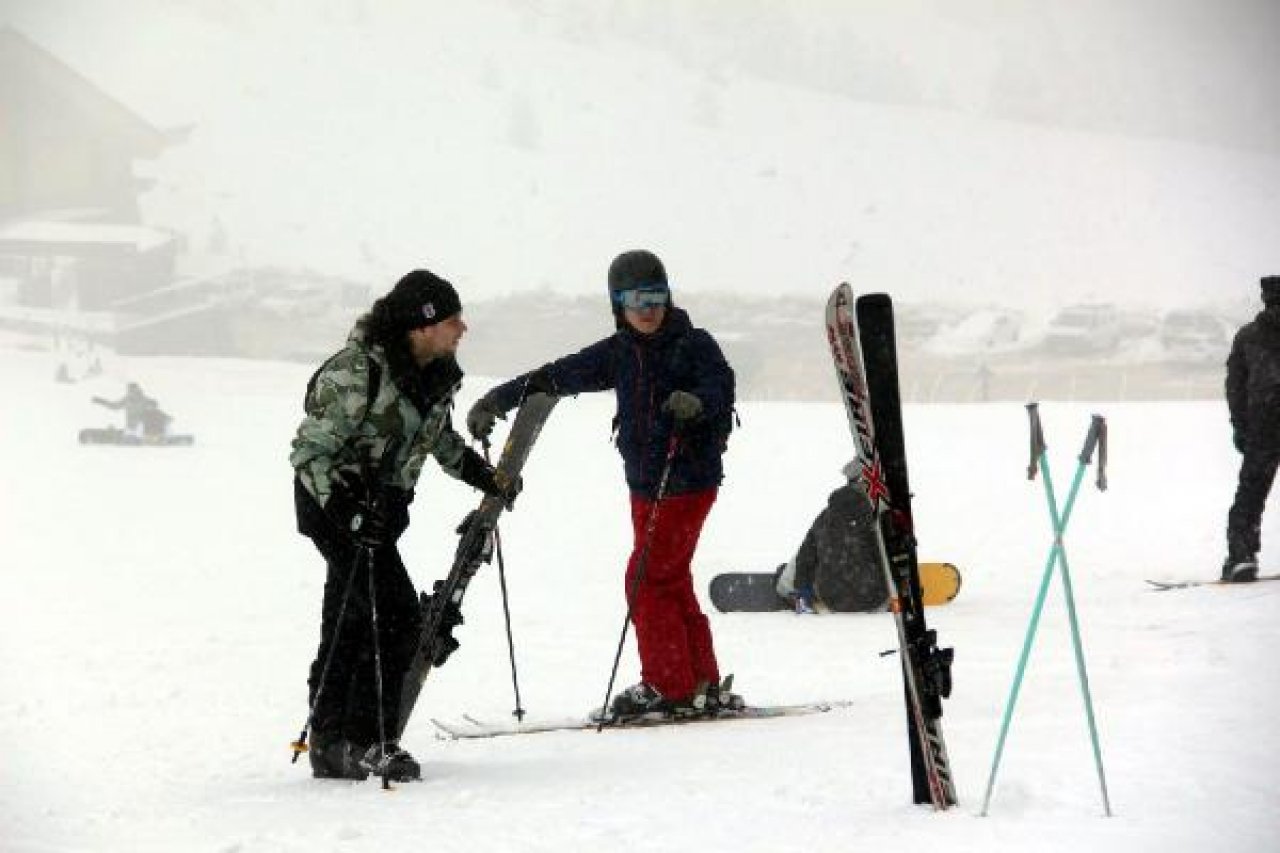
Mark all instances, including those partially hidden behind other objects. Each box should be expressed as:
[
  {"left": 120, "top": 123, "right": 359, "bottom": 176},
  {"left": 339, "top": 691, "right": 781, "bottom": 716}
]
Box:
[
  {"left": 466, "top": 395, "right": 504, "bottom": 442},
  {"left": 326, "top": 472, "right": 390, "bottom": 548},
  {"left": 458, "top": 447, "right": 522, "bottom": 509},
  {"left": 662, "top": 390, "right": 703, "bottom": 425}
]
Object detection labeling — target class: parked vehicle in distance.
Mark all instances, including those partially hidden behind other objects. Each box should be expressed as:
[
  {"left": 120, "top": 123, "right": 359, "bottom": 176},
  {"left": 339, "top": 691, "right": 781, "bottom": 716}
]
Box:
[
  {"left": 1043, "top": 303, "right": 1122, "bottom": 354},
  {"left": 1159, "top": 309, "right": 1230, "bottom": 361},
  {"left": 925, "top": 307, "right": 1022, "bottom": 355}
]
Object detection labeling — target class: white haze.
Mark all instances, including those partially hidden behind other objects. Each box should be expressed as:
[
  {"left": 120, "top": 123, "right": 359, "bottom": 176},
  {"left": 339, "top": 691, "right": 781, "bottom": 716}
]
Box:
[{"left": 2, "top": 0, "right": 1278, "bottom": 315}]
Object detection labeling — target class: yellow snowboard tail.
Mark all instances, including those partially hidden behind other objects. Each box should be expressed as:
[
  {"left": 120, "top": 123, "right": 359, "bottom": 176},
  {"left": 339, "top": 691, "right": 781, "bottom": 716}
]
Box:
[{"left": 918, "top": 562, "right": 962, "bottom": 607}]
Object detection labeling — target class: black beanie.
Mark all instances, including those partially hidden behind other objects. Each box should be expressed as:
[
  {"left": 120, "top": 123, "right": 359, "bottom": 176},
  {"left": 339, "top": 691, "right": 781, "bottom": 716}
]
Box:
[
  {"left": 607, "top": 250, "right": 668, "bottom": 297},
  {"left": 386, "top": 270, "right": 462, "bottom": 331},
  {"left": 1262, "top": 275, "right": 1280, "bottom": 306}
]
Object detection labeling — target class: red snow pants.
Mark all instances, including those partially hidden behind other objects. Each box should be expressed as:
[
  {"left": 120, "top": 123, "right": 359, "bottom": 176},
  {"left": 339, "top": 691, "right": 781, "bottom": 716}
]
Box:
[{"left": 625, "top": 487, "right": 720, "bottom": 702}]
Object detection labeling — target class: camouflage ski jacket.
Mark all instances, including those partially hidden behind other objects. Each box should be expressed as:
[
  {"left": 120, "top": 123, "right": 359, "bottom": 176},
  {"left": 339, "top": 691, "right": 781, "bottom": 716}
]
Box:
[{"left": 290, "top": 319, "right": 471, "bottom": 512}]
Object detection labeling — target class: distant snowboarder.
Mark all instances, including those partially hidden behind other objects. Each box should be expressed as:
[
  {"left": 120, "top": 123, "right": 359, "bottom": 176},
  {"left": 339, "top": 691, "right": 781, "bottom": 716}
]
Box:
[
  {"left": 92, "top": 382, "right": 171, "bottom": 439},
  {"left": 1223, "top": 275, "right": 1280, "bottom": 582}
]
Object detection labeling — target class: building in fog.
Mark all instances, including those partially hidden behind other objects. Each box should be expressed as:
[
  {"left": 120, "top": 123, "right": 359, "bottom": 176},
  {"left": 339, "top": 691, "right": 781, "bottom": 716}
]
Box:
[{"left": 0, "top": 26, "right": 244, "bottom": 354}]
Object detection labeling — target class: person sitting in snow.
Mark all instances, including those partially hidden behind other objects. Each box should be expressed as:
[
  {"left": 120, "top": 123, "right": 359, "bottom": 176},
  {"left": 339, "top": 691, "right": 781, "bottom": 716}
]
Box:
[
  {"left": 92, "top": 382, "right": 171, "bottom": 439},
  {"left": 466, "top": 249, "right": 742, "bottom": 718},
  {"left": 1223, "top": 274, "right": 1280, "bottom": 582},
  {"left": 773, "top": 461, "right": 889, "bottom": 613}
]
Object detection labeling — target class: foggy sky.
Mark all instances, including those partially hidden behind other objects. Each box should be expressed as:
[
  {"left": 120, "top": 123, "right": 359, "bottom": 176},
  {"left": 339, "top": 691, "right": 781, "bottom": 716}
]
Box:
[{"left": 3, "top": 0, "right": 1278, "bottom": 311}]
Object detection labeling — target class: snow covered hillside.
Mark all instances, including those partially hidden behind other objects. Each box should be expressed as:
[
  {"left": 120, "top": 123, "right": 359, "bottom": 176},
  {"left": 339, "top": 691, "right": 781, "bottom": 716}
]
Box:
[
  {"left": 6, "top": 1, "right": 1278, "bottom": 312},
  {"left": 3, "top": 348, "right": 1279, "bottom": 852}
]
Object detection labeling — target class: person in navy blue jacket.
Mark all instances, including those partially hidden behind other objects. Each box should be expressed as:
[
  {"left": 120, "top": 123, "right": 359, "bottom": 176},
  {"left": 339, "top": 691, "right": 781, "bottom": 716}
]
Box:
[{"left": 466, "top": 249, "right": 741, "bottom": 716}]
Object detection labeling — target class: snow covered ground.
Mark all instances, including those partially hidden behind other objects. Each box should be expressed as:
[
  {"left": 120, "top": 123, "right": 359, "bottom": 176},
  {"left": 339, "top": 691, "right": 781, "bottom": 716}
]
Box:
[{"left": 3, "top": 346, "right": 1278, "bottom": 852}]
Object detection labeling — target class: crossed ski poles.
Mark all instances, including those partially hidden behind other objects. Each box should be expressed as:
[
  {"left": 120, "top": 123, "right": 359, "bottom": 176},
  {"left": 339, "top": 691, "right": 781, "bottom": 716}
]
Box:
[{"left": 980, "top": 404, "right": 1112, "bottom": 817}]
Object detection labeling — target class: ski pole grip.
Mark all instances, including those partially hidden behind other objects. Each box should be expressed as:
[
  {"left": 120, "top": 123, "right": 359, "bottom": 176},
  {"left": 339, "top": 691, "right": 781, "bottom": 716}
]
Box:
[
  {"left": 1025, "top": 403, "right": 1045, "bottom": 481},
  {"left": 1079, "top": 414, "right": 1109, "bottom": 491},
  {"left": 1078, "top": 414, "right": 1103, "bottom": 464}
]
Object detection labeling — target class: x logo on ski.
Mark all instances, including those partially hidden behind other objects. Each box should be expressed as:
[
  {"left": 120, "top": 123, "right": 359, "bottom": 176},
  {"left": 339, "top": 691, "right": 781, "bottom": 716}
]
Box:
[{"left": 860, "top": 456, "right": 891, "bottom": 510}]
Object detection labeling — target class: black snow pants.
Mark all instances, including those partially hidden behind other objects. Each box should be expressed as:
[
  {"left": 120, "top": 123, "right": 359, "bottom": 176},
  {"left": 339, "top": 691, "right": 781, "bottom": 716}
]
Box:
[
  {"left": 1227, "top": 439, "right": 1280, "bottom": 563},
  {"left": 307, "top": 537, "right": 422, "bottom": 747}
]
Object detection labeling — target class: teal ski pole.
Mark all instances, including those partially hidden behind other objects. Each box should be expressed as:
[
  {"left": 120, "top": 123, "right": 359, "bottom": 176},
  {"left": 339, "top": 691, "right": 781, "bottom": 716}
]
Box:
[{"left": 980, "top": 406, "right": 1111, "bottom": 816}]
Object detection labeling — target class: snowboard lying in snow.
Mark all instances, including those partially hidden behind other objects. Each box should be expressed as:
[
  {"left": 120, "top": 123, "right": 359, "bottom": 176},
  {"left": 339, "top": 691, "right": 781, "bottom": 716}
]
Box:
[
  {"left": 78, "top": 426, "right": 194, "bottom": 447},
  {"left": 709, "top": 562, "right": 962, "bottom": 613},
  {"left": 430, "top": 700, "right": 856, "bottom": 740}
]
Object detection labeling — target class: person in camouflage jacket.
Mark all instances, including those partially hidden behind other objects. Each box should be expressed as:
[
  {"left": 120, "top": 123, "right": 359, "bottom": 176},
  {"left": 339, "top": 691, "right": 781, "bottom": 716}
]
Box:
[
  {"left": 291, "top": 270, "right": 516, "bottom": 782},
  {"left": 1223, "top": 275, "right": 1280, "bottom": 582}
]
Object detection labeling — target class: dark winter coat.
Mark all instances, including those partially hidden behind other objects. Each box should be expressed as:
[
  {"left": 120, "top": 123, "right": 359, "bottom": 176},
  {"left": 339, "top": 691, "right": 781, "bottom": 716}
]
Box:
[
  {"left": 1226, "top": 305, "right": 1280, "bottom": 449},
  {"left": 483, "top": 307, "right": 734, "bottom": 499},
  {"left": 794, "top": 481, "right": 889, "bottom": 612},
  {"left": 290, "top": 316, "right": 474, "bottom": 552}
]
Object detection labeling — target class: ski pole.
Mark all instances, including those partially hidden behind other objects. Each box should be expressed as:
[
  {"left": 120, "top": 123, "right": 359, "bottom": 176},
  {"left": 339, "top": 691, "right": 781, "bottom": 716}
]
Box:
[
  {"left": 483, "top": 438, "right": 526, "bottom": 723},
  {"left": 1037, "top": 414, "right": 1112, "bottom": 817},
  {"left": 596, "top": 435, "right": 680, "bottom": 732},
  {"left": 981, "top": 407, "right": 1110, "bottom": 816},
  {"left": 365, "top": 540, "right": 393, "bottom": 790},
  {"left": 289, "top": 545, "right": 362, "bottom": 763}
]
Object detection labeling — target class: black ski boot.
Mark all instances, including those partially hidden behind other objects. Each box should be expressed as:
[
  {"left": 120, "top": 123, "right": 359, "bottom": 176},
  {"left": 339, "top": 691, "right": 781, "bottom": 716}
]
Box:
[
  {"left": 309, "top": 731, "right": 371, "bottom": 781},
  {"left": 360, "top": 743, "right": 422, "bottom": 783},
  {"left": 608, "top": 682, "right": 673, "bottom": 718},
  {"left": 1221, "top": 558, "right": 1259, "bottom": 583},
  {"left": 703, "top": 676, "right": 746, "bottom": 713}
]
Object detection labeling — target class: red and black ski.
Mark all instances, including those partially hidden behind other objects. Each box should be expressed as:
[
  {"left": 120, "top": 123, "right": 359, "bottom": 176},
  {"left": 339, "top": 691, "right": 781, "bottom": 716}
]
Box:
[{"left": 825, "top": 284, "right": 957, "bottom": 809}]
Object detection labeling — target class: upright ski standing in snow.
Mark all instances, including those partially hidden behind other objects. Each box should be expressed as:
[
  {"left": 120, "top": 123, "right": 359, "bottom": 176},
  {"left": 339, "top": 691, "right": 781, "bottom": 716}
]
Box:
[
  {"left": 825, "top": 283, "right": 957, "bottom": 809},
  {"left": 392, "top": 391, "right": 559, "bottom": 744}
]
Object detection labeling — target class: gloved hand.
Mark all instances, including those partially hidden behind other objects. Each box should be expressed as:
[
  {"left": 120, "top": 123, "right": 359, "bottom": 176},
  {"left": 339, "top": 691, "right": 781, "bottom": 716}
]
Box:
[
  {"left": 327, "top": 472, "right": 390, "bottom": 548},
  {"left": 466, "top": 395, "right": 504, "bottom": 442},
  {"left": 662, "top": 390, "right": 703, "bottom": 424},
  {"left": 524, "top": 369, "right": 557, "bottom": 396},
  {"left": 459, "top": 448, "right": 523, "bottom": 509}
]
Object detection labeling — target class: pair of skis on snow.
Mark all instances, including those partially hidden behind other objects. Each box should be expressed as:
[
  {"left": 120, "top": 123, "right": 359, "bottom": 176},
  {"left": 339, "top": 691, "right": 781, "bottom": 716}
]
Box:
[
  {"left": 825, "top": 285, "right": 958, "bottom": 809},
  {"left": 388, "top": 285, "right": 955, "bottom": 810}
]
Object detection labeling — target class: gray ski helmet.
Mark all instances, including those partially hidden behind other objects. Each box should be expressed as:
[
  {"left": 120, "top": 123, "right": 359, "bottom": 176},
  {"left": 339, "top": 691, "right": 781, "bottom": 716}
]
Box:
[
  {"left": 607, "top": 249, "right": 668, "bottom": 300},
  {"left": 1262, "top": 275, "right": 1280, "bottom": 305}
]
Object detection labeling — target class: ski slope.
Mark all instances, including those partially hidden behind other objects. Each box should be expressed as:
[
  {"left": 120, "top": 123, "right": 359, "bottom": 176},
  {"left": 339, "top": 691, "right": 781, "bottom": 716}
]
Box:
[{"left": 2, "top": 347, "right": 1278, "bottom": 852}]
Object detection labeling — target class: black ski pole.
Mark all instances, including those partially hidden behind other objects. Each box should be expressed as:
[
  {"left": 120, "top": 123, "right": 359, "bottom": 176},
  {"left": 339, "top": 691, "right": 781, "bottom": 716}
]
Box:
[
  {"left": 290, "top": 545, "right": 363, "bottom": 763},
  {"left": 483, "top": 438, "right": 526, "bottom": 723},
  {"left": 366, "top": 538, "right": 392, "bottom": 790},
  {"left": 596, "top": 435, "right": 681, "bottom": 733}
]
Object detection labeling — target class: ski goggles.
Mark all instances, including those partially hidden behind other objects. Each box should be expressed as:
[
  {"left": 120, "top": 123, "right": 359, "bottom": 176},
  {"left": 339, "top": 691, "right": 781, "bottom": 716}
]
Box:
[{"left": 612, "top": 286, "right": 670, "bottom": 311}]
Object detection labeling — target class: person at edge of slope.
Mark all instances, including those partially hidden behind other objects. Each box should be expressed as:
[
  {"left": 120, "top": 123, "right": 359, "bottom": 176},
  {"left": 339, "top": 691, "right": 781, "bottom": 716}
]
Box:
[
  {"left": 290, "top": 270, "right": 519, "bottom": 782},
  {"left": 92, "top": 381, "right": 171, "bottom": 438},
  {"left": 465, "top": 249, "right": 743, "bottom": 718},
  {"left": 1223, "top": 274, "right": 1280, "bottom": 583}
]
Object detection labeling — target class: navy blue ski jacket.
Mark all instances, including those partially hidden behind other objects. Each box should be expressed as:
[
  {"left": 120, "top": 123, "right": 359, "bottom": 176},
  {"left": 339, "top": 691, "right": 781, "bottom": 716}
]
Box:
[{"left": 483, "top": 307, "right": 734, "bottom": 499}]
